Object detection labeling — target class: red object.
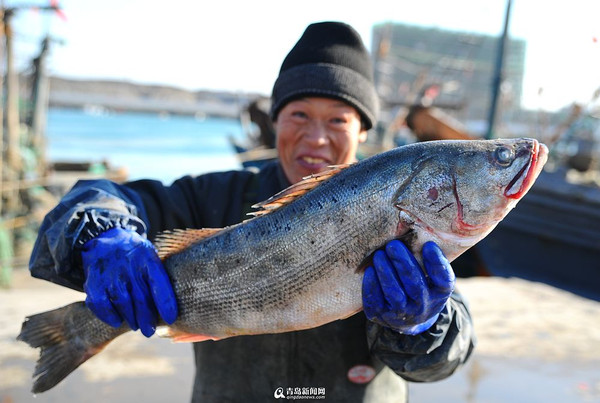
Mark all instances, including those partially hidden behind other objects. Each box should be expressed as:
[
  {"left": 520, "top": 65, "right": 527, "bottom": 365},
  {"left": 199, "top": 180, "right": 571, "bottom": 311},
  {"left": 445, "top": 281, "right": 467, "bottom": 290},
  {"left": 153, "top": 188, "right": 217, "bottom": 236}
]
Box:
[
  {"left": 50, "top": 0, "right": 67, "bottom": 21},
  {"left": 424, "top": 84, "right": 441, "bottom": 100},
  {"left": 347, "top": 365, "right": 376, "bottom": 384}
]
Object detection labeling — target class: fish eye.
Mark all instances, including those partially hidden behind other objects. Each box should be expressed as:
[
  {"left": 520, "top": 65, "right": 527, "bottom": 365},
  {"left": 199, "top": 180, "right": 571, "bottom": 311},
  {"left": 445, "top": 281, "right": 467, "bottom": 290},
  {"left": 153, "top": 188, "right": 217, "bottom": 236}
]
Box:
[{"left": 494, "top": 146, "right": 514, "bottom": 165}]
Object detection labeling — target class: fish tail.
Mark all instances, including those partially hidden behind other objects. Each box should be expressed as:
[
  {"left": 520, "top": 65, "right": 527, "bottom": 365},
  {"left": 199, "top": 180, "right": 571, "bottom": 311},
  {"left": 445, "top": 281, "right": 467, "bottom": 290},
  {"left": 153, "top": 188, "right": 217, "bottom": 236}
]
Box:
[{"left": 17, "top": 301, "right": 127, "bottom": 393}]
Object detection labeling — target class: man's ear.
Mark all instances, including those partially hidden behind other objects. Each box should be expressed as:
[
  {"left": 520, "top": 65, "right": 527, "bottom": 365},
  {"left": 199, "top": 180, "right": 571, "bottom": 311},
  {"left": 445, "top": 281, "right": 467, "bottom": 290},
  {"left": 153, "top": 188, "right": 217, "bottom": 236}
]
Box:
[{"left": 358, "top": 129, "right": 368, "bottom": 143}]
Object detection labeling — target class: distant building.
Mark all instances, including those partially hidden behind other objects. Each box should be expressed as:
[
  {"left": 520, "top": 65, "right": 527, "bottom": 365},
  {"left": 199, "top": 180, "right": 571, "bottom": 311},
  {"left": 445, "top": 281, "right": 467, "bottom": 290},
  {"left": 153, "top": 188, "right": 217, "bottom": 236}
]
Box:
[{"left": 371, "top": 22, "right": 527, "bottom": 127}]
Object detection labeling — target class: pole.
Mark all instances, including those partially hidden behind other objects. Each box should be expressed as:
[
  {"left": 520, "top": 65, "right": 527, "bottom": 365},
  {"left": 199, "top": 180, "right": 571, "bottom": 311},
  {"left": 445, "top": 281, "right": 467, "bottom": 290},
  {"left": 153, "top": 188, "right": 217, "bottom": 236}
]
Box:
[
  {"left": 29, "top": 36, "right": 51, "bottom": 175},
  {"left": 3, "top": 9, "right": 22, "bottom": 215},
  {"left": 4, "top": 9, "right": 20, "bottom": 172},
  {"left": 0, "top": 5, "right": 5, "bottom": 216},
  {"left": 485, "top": 0, "right": 512, "bottom": 139}
]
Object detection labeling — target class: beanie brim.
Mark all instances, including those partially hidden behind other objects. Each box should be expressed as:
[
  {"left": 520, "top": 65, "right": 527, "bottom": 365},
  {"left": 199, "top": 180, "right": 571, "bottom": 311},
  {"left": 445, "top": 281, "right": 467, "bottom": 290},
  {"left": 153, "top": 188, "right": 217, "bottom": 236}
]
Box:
[{"left": 270, "top": 63, "right": 379, "bottom": 130}]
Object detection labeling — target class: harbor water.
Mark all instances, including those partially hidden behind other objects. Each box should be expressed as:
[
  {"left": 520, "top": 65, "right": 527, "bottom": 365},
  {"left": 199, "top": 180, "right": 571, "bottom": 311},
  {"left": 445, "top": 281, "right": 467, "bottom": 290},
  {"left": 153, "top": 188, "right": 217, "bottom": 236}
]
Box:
[{"left": 46, "top": 108, "right": 247, "bottom": 184}]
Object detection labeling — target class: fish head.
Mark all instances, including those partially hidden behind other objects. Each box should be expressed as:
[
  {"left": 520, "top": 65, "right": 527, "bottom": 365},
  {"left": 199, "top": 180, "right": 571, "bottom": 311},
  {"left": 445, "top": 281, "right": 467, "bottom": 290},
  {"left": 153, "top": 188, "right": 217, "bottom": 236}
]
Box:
[{"left": 393, "top": 138, "right": 548, "bottom": 260}]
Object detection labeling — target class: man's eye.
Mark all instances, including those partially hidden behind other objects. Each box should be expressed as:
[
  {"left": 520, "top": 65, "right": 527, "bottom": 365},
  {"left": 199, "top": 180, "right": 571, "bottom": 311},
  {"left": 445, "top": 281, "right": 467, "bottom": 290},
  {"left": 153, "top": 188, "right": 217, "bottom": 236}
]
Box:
[{"left": 292, "top": 111, "right": 308, "bottom": 118}]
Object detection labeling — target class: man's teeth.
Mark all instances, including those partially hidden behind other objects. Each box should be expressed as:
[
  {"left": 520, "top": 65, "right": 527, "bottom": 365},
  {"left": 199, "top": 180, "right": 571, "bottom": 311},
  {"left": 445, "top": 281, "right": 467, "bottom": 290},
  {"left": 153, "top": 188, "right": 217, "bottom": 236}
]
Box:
[{"left": 302, "top": 156, "right": 326, "bottom": 164}]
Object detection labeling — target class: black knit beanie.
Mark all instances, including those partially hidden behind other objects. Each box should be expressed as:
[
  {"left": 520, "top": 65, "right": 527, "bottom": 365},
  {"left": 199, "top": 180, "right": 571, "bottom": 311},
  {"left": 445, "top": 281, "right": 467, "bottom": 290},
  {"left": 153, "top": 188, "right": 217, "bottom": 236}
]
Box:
[{"left": 270, "top": 21, "right": 379, "bottom": 130}]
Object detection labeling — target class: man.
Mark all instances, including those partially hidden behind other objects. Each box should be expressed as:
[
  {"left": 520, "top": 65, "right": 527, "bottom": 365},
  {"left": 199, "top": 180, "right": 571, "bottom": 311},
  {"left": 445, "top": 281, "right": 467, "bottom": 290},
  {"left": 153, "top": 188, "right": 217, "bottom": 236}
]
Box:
[{"left": 30, "top": 22, "right": 475, "bottom": 402}]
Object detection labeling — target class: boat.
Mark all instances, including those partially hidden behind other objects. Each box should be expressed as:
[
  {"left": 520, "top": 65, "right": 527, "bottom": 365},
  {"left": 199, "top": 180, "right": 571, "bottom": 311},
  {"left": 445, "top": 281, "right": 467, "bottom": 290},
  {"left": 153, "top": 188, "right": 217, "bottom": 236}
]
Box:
[{"left": 229, "top": 98, "right": 278, "bottom": 170}]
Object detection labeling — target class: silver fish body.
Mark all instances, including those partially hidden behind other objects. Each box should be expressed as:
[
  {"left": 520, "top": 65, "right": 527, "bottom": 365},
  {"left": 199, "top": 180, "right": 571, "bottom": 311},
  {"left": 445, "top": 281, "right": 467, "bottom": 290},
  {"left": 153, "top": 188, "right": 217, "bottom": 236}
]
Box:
[
  {"left": 18, "top": 138, "right": 548, "bottom": 392},
  {"left": 166, "top": 137, "right": 546, "bottom": 339}
]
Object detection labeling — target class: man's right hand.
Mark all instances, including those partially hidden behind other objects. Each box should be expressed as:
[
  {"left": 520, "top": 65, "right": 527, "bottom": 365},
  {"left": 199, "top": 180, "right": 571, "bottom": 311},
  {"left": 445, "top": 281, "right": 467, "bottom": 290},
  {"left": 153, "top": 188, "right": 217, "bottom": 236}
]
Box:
[{"left": 81, "top": 227, "right": 178, "bottom": 337}]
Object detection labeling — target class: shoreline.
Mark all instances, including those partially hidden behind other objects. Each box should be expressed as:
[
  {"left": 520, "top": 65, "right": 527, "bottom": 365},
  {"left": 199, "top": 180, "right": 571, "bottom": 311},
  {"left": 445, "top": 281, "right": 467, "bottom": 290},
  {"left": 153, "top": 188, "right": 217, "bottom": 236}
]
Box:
[{"left": 2, "top": 269, "right": 599, "bottom": 402}]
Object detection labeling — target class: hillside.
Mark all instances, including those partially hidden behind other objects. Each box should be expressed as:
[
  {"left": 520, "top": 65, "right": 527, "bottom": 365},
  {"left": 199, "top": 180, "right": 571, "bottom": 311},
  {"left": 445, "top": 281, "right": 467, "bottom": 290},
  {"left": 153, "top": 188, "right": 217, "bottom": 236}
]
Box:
[{"left": 46, "top": 76, "right": 264, "bottom": 118}]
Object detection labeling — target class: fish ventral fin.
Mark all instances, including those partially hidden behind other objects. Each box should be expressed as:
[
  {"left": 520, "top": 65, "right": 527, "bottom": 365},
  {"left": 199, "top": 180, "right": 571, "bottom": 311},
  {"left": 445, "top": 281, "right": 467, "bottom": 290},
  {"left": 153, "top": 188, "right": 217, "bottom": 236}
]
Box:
[
  {"left": 156, "top": 326, "right": 221, "bottom": 343},
  {"left": 155, "top": 228, "right": 222, "bottom": 259},
  {"left": 249, "top": 164, "right": 352, "bottom": 217}
]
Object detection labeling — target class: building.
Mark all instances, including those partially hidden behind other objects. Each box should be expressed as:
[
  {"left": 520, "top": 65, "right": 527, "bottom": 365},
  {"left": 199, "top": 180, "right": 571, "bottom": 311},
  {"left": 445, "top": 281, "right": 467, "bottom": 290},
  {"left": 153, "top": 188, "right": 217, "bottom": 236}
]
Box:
[{"left": 371, "top": 22, "right": 527, "bottom": 131}]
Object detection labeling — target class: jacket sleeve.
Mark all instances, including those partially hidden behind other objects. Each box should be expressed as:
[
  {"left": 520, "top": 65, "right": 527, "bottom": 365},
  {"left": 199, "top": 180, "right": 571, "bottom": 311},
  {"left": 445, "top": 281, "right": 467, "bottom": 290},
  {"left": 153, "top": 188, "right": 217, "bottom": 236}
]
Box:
[
  {"left": 29, "top": 179, "right": 150, "bottom": 291},
  {"left": 29, "top": 171, "right": 254, "bottom": 292},
  {"left": 367, "top": 289, "right": 475, "bottom": 382}
]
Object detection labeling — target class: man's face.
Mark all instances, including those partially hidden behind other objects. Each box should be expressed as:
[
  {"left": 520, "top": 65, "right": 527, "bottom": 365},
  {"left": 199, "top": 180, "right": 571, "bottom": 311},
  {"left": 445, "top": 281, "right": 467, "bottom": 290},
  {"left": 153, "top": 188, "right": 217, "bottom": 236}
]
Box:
[{"left": 274, "top": 97, "right": 368, "bottom": 185}]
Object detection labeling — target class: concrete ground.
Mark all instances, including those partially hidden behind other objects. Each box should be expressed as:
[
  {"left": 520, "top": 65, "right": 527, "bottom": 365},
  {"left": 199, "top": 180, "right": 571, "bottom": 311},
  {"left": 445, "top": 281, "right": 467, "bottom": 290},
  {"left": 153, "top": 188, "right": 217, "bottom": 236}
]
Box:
[{"left": 1, "top": 270, "right": 599, "bottom": 402}]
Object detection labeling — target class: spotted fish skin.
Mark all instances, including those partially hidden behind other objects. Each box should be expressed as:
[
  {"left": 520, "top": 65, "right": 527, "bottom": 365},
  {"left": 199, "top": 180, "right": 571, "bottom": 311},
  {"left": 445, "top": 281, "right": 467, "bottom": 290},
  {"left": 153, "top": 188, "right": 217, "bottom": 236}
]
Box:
[{"left": 18, "top": 138, "right": 548, "bottom": 393}]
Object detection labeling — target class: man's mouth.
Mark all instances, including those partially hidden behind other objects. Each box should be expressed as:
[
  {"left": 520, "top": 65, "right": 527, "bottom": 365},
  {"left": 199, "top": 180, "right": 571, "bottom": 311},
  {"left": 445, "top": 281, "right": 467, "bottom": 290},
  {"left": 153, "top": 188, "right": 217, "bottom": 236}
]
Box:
[
  {"left": 297, "top": 155, "right": 332, "bottom": 171},
  {"left": 301, "top": 156, "right": 328, "bottom": 165}
]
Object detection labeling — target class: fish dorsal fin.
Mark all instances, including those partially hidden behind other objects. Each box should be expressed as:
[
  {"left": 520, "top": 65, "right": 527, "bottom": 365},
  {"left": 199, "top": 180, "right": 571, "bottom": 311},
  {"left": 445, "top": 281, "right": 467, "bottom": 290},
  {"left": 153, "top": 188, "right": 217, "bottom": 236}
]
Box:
[
  {"left": 155, "top": 228, "right": 222, "bottom": 259},
  {"left": 249, "top": 164, "right": 352, "bottom": 217}
]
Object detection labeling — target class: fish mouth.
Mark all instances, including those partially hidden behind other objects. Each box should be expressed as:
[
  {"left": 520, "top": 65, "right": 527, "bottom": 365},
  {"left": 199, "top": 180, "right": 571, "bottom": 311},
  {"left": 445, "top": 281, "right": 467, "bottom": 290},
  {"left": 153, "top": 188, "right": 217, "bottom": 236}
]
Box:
[{"left": 505, "top": 139, "right": 548, "bottom": 199}]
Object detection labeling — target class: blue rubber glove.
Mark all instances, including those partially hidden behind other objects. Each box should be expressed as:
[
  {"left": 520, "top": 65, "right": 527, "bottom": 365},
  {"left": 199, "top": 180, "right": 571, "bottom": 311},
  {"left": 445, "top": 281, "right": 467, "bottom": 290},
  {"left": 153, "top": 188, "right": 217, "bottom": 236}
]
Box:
[
  {"left": 362, "top": 240, "right": 455, "bottom": 335},
  {"left": 81, "top": 227, "right": 178, "bottom": 337}
]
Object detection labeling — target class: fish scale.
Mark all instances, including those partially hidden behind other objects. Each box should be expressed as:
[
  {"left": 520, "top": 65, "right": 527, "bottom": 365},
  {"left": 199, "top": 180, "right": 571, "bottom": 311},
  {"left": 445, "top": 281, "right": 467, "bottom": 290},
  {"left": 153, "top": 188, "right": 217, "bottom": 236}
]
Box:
[
  {"left": 168, "top": 163, "right": 414, "bottom": 337},
  {"left": 17, "top": 138, "right": 548, "bottom": 393}
]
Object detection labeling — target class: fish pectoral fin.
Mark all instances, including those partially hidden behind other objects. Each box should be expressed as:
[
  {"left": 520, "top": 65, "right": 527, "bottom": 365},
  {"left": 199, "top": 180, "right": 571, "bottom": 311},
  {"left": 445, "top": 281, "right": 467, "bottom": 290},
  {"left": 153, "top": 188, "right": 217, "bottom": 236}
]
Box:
[
  {"left": 156, "top": 326, "right": 220, "bottom": 343},
  {"left": 249, "top": 164, "right": 353, "bottom": 216},
  {"left": 154, "top": 228, "right": 222, "bottom": 259}
]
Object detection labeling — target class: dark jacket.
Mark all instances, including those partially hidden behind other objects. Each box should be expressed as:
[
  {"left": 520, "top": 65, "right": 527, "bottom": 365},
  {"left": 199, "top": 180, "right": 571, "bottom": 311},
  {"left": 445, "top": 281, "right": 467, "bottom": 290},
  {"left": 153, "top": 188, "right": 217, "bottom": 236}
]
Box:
[{"left": 30, "top": 161, "right": 475, "bottom": 402}]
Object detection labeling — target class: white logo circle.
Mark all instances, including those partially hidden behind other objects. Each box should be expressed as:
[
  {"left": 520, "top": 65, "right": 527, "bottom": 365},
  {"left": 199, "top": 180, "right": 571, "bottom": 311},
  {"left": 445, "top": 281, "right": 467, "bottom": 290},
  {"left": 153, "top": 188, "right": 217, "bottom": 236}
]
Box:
[{"left": 274, "top": 387, "right": 285, "bottom": 399}]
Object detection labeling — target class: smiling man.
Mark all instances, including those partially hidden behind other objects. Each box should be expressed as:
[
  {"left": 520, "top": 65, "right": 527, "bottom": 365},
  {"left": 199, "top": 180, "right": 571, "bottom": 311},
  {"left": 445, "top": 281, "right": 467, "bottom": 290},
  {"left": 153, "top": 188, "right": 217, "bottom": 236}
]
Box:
[
  {"left": 29, "top": 22, "right": 475, "bottom": 402},
  {"left": 275, "top": 97, "right": 367, "bottom": 183}
]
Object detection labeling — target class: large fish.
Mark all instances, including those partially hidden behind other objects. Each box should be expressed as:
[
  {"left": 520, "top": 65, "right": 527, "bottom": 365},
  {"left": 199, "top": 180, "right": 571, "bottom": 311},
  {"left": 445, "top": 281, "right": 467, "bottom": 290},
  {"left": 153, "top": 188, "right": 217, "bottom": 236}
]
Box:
[{"left": 18, "top": 138, "right": 547, "bottom": 393}]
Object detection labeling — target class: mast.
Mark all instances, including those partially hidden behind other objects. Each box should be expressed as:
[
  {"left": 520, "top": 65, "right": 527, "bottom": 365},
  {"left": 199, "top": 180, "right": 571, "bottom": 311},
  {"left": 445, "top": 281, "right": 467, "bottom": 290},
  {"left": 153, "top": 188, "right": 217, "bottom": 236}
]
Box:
[{"left": 486, "top": 0, "right": 513, "bottom": 139}]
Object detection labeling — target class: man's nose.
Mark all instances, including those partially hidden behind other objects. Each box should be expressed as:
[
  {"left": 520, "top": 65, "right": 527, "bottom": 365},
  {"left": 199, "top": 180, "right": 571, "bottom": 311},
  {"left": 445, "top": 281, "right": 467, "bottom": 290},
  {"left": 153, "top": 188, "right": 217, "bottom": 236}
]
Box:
[{"left": 304, "top": 121, "right": 329, "bottom": 145}]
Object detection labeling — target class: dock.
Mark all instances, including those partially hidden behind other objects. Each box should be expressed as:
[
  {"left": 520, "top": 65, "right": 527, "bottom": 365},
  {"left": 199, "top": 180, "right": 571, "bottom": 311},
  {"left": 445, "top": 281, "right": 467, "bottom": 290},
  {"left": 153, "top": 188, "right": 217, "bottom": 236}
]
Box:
[{"left": 1, "top": 270, "right": 599, "bottom": 402}]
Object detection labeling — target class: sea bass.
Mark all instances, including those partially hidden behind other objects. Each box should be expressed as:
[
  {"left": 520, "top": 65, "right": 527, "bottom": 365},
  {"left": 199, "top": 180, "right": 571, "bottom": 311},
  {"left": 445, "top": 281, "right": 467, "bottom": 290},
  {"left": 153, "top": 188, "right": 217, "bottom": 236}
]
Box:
[{"left": 18, "top": 138, "right": 547, "bottom": 393}]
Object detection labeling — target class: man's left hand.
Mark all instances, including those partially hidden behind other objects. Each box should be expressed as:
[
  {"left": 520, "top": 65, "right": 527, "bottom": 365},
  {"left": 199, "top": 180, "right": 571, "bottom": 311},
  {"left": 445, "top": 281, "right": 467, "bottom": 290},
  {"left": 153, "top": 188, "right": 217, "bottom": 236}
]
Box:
[{"left": 362, "top": 240, "right": 455, "bottom": 335}]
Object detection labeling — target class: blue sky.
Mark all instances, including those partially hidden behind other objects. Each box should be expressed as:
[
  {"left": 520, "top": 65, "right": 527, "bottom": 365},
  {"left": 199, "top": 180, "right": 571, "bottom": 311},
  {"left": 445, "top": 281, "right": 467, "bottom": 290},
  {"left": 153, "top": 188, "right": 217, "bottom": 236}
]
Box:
[{"left": 6, "top": 0, "right": 600, "bottom": 112}]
